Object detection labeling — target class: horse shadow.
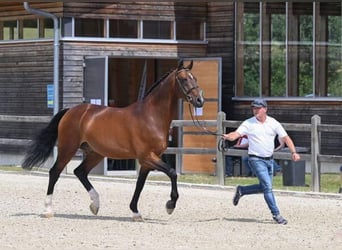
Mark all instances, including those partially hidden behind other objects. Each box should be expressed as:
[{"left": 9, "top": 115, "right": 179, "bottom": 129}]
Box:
[
  {"left": 12, "top": 213, "right": 273, "bottom": 224},
  {"left": 11, "top": 212, "right": 172, "bottom": 224},
  {"left": 11, "top": 212, "right": 133, "bottom": 222}
]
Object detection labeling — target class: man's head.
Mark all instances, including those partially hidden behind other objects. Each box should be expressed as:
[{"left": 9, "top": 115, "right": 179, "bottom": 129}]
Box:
[
  {"left": 251, "top": 98, "right": 267, "bottom": 108},
  {"left": 251, "top": 98, "right": 267, "bottom": 121}
]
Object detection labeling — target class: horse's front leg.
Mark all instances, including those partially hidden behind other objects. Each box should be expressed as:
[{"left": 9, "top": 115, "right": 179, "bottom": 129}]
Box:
[
  {"left": 129, "top": 167, "right": 149, "bottom": 221},
  {"left": 152, "top": 158, "right": 179, "bottom": 214},
  {"left": 164, "top": 164, "right": 179, "bottom": 214}
]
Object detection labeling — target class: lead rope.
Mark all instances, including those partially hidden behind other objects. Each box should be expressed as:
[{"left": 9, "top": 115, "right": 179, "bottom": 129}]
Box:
[{"left": 187, "top": 103, "right": 228, "bottom": 152}]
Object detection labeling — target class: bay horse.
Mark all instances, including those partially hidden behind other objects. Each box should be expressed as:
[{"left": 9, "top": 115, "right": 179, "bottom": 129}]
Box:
[{"left": 22, "top": 60, "right": 204, "bottom": 221}]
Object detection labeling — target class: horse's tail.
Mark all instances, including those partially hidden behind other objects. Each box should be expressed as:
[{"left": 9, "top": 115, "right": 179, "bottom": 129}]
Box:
[{"left": 21, "top": 109, "right": 69, "bottom": 170}]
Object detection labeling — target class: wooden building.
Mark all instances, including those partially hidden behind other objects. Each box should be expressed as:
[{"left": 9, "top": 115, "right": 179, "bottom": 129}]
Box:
[{"left": 0, "top": 2, "right": 341, "bottom": 174}]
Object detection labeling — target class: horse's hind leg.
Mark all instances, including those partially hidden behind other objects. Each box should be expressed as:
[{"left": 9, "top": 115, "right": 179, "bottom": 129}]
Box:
[
  {"left": 44, "top": 152, "right": 76, "bottom": 217},
  {"left": 73, "top": 151, "right": 103, "bottom": 215}
]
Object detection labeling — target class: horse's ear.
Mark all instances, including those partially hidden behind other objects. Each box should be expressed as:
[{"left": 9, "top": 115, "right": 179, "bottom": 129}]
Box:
[
  {"left": 177, "top": 59, "right": 184, "bottom": 70},
  {"left": 187, "top": 60, "right": 193, "bottom": 70}
]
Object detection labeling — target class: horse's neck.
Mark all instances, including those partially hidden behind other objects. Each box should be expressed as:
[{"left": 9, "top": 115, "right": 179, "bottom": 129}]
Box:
[{"left": 146, "top": 74, "right": 179, "bottom": 127}]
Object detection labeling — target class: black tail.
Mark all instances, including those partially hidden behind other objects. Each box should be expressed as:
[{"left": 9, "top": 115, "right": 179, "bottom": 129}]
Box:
[{"left": 22, "top": 109, "right": 69, "bottom": 170}]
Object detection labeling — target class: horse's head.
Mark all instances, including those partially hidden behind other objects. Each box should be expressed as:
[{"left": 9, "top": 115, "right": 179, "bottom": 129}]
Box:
[{"left": 175, "top": 60, "right": 204, "bottom": 108}]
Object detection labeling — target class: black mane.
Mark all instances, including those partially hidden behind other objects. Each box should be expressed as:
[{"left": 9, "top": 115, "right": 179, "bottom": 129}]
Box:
[{"left": 143, "top": 69, "right": 174, "bottom": 99}]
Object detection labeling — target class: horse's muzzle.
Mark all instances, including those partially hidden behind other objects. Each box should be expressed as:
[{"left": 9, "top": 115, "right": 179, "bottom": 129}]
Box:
[{"left": 192, "top": 90, "right": 204, "bottom": 108}]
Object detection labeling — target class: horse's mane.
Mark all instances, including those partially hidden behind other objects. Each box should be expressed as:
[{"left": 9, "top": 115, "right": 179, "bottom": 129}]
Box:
[{"left": 143, "top": 69, "right": 174, "bottom": 99}]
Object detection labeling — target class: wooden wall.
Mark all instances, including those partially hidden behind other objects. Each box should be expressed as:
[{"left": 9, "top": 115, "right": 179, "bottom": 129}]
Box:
[
  {"left": 0, "top": 41, "right": 54, "bottom": 152},
  {"left": 62, "top": 2, "right": 207, "bottom": 21},
  {"left": 0, "top": 2, "right": 63, "bottom": 20},
  {"left": 206, "top": 2, "right": 235, "bottom": 119}
]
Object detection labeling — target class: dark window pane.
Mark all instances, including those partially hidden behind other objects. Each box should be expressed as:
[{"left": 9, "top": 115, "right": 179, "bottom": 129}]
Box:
[
  {"left": 143, "top": 21, "right": 171, "bottom": 39},
  {"left": 109, "top": 20, "right": 138, "bottom": 38},
  {"left": 176, "top": 20, "right": 203, "bottom": 40},
  {"left": 75, "top": 18, "right": 104, "bottom": 37}
]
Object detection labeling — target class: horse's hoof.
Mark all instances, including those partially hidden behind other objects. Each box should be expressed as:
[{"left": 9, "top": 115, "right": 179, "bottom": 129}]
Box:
[
  {"left": 89, "top": 203, "right": 99, "bottom": 215},
  {"left": 166, "top": 207, "right": 174, "bottom": 215},
  {"left": 132, "top": 212, "right": 143, "bottom": 222},
  {"left": 42, "top": 211, "right": 54, "bottom": 218},
  {"left": 166, "top": 200, "right": 175, "bottom": 215}
]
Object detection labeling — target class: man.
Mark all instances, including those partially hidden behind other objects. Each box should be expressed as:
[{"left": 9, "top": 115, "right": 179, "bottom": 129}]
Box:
[{"left": 222, "top": 98, "right": 300, "bottom": 225}]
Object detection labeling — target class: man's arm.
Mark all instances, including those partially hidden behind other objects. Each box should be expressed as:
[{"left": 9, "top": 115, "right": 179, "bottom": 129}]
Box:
[
  {"left": 222, "top": 131, "right": 241, "bottom": 142},
  {"left": 281, "top": 135, "right": 301, "bottom": 161},
  {"left": 274, "top": 136, "right": 285, "bottom": 152}
]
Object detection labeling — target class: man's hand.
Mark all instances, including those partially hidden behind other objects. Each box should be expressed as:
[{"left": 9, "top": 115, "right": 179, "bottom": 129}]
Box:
[
  {"left": 292, "top": 152, "right": 301, "bottom": 161},
  {"left": 222, "top": 131, "right": 240, "bottom": 141}
]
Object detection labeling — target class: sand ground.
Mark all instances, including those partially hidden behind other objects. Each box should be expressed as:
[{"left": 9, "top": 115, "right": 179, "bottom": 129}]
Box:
[{"left": 0, "top": 171, "right": 341, "bottom": 250}]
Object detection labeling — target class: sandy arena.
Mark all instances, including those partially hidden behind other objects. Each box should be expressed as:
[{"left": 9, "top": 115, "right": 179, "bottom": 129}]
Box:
[{"left": 0, "top": 171, "right": 341, "bottom": 250}]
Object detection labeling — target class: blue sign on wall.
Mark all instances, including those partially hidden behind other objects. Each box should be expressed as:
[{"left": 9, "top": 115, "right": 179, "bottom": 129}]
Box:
[{"left": 47, "top": 84, "right": 54, "bottom": 108}]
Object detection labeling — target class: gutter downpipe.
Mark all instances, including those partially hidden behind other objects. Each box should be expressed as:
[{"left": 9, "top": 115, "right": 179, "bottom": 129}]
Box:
[
  {"left": 24, "top": 2, "right": 60, "bottom": 163},
  {"left": 23, "top": 2, "right": 60, "bottom": 115}
]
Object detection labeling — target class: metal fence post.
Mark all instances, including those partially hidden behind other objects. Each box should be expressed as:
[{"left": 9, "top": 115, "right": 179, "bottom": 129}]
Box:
[
  {"left": 216, "top": 111, "right": 225, "bottom": 185},
  {"left": 311, "top": 115, "right": 321, "bottom": 192}
]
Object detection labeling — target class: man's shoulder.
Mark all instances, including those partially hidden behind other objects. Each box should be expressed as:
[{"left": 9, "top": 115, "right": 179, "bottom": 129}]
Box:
[
  {"left": 266, "top": 116, "right": 283, "bottom": 128},
  {"left": 266, "top": 115, "right": 280, "bottom": 123},
  {"left": 245, "top": 116, "right": 257, "bottom": 123}
]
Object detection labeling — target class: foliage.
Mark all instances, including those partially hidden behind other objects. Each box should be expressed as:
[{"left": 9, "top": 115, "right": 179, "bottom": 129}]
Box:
[{"left": 242, "top": 9, "right": 342, "bottom": 97}]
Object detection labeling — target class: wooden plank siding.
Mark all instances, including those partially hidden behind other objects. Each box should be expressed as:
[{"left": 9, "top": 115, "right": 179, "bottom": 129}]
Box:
[
  {"left": 206, "top": 2, "right": 235, "bottom": 118},
  {"left": 0, "top": 41, "right": 54, "bottom": 152},
  {"left": 62, "top": 2, "right": 207, "bottom": 21},
  {"left": 0, "top": 2, "right": 63, "bottom": 20}
]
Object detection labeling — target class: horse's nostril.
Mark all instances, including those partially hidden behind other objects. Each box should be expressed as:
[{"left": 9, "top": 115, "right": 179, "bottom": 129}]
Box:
[{"left": 196, "top": 97, "right": 204, "bottom": 107}]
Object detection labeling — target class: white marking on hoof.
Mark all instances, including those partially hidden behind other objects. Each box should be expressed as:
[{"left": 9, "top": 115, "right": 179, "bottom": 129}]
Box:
[
  {"left": 43, "top": 194, "right": 54, "bottom": 218},
  {"left": 88, "top": 188, "right": 100, "bottom": 215},
  {"left": 42, "top": 210, "right": 55, "bottom": 218},
  {"left": 132, "top": 212, "right": 143, "bottom": 222}
]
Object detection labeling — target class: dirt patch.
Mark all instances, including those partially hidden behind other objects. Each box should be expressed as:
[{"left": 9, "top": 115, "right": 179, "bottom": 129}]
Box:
[{"left": 0, "top": 171, "right": 341, "bottom": 250}]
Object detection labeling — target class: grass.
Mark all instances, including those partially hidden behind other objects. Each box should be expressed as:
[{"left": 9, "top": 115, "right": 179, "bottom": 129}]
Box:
[
  {"left": 145, "top": 172, "right": 341, "bottom": 194},
  {"left": 1, "top": 165, "right": 341, "bottom": 194}
]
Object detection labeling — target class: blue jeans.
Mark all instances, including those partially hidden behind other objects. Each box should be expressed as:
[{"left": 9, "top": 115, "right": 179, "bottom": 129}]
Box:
[
  {"left": 225, "top": 156, "right": 234, "bottom": 176},
  {"left": 239, "top": 157, "right": 280, "bottom": 216}
]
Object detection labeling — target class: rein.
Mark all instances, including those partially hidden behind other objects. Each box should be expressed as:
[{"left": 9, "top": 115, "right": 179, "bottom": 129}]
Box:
[{"left": 187, "top": 103, "right": 228, "bottom": 152}]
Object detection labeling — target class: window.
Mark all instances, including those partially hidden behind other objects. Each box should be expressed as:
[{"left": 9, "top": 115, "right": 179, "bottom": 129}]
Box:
[
  {"left": 75, "top": 18, "right": 104, "bottom": 37},
  {"left": 62, "top": 17, "right": 73, "bottom": 37},
  {"left": 22, "top": 19, "right": 38, "bottom": 39},
  {"left": 109, "top": 20, "right": 138, "bottom": 38},
  {"left": 60, "top": 17, "right": 204, "bottom": 42},
  {"left": 325, "top": 14, "right": 342, "bottom": 96},
  {"left": 235, "top": 1, "right": 342, "bottom": 98},
  {"left": 143, "top": 21, "right": 172, "bottom": 39},
  {"left": 1, "top": 20, "right": 18, "bottom": 40},
  {"left": 42, "top": 18, "right": 54, "bottom": 38},
  {"left": 1, "top": 18, "right": 54, "bottom": 40},
  {"left": 176, "top": 20, "right": 203, "bottom": 40}
]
